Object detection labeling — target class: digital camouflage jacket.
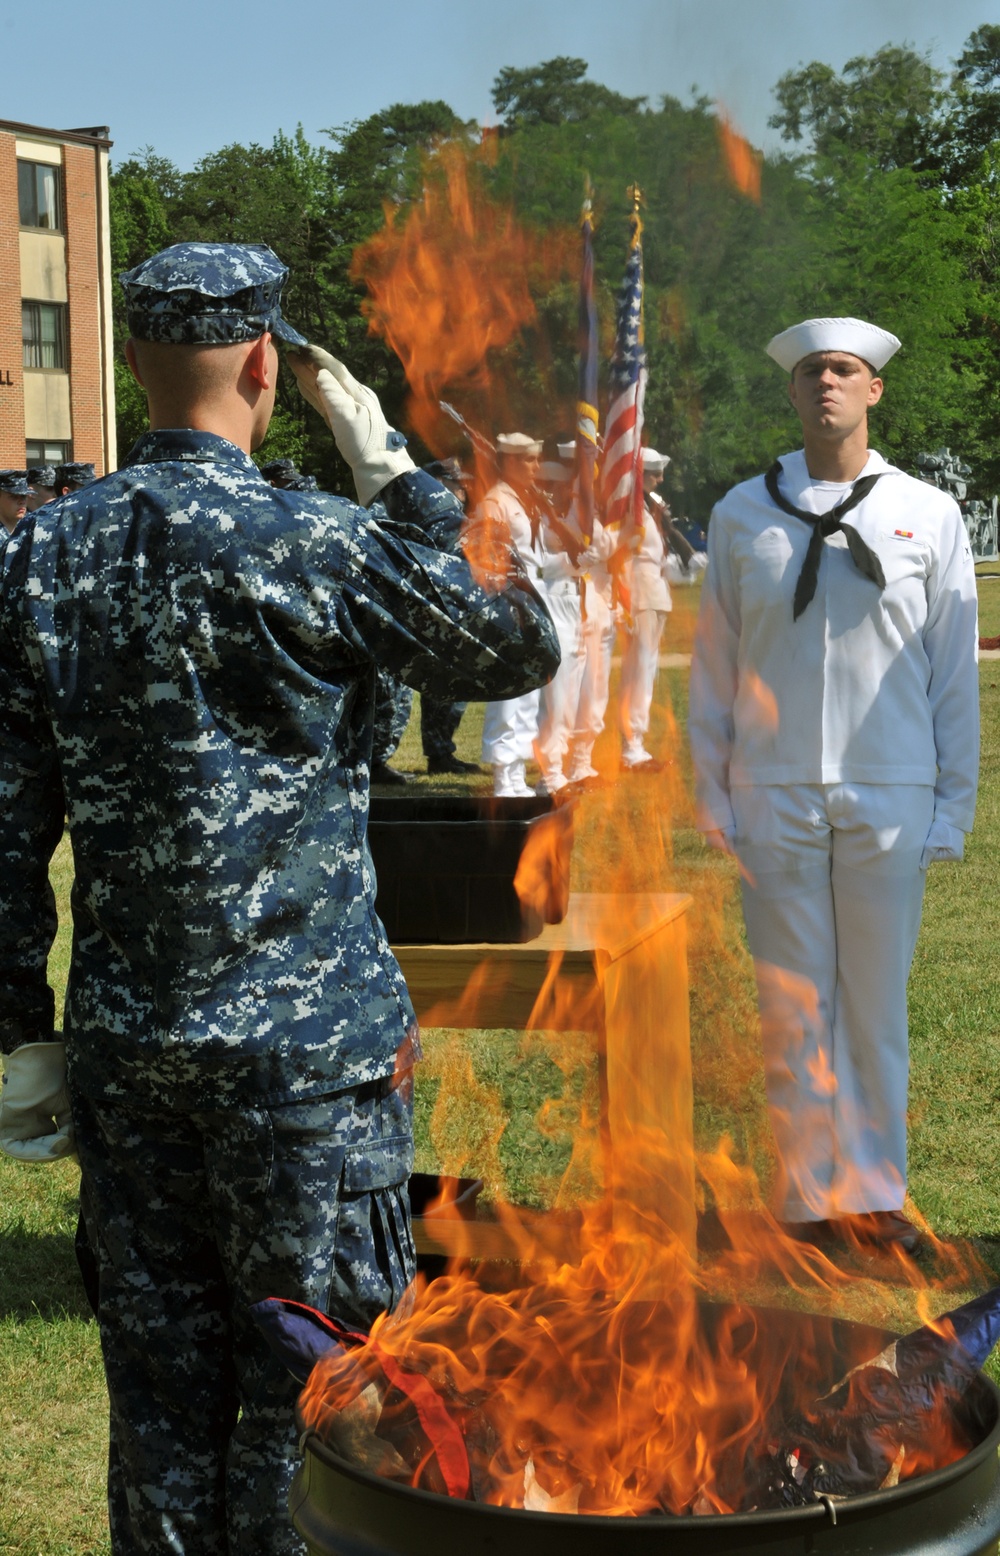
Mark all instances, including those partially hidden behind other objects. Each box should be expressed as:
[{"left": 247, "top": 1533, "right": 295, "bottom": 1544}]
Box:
[{"left": 0, "top": 430, "right": 559, "bottom": 1108}]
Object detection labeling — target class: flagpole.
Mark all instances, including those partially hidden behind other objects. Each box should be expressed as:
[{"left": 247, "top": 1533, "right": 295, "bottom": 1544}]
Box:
[
  {"left": 625, "top": 184, "right": 646, "bottom": 534},
  {"left": 576, "top": 176, "right": 599, "bottom": 544}
]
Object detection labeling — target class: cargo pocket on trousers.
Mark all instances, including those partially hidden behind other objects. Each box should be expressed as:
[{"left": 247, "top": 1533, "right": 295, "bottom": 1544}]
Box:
[{"left": 327, "top": 1131, "right": 415, "bottom": 1330}]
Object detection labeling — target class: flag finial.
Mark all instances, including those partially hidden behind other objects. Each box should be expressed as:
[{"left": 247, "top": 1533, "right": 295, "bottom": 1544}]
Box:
[{"left": 581, "top": 173, "right": 594, "bottom": 226}]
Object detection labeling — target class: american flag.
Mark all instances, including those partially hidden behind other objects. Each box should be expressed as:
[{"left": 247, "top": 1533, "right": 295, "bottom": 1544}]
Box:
[
  {"left": 600, "top": 199, "right": 647, "bottom": 529},
  {"left": 575, "top": 194, "right": 599, "bottom": 541}
]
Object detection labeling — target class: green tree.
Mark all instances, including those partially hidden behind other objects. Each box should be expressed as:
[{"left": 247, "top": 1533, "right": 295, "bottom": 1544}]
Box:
[
  {"left": 769, "top": 45, "right": 945, "bottom": 173},
  {"left": 108, "top": 151, "right": 178, "bottom": 456},
  {"left": 491, "top": 57, "right": 647, "bottom": 129},
  {"left": 944, "top": 25, "right": 1000, "bottom": 185}
]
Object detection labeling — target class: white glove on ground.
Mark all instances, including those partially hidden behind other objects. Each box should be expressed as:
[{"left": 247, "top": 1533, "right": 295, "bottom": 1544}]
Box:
[
  {"left": 289, "top": 345, "right": 415, "bottom": 506},
  {"left": 0, "top": 1042, "right": 75, "bottom": 1162},
  {"left": 920, "top": 818, "right": 966, "bottom": 870}
]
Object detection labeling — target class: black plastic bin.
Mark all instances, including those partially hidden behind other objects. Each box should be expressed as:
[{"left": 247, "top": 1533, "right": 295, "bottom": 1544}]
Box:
[{"left": 368, "top": 795, "right": 573, "bottom": 944}]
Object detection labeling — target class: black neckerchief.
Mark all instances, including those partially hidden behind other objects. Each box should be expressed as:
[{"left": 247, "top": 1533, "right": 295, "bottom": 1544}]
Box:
[{"left": 764, "top": 460, "right": 886, "bottom": 619}]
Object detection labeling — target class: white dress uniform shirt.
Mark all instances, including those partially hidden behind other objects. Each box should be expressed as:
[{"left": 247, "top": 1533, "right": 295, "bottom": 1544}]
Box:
[
  {"left": 479, "top": 479, "right": 542, "bottom": 572},
  {"left": 689, "top": 448, "right": 979, "bottom": 847},
  {"left": 626, "top": 503, "right": 673, "bottom": 613}
]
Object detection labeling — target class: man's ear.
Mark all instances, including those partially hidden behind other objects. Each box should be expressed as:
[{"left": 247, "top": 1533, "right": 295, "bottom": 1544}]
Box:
[
  {"left": 867, "top": 375, "right": 884, "bottom": 408},
  {"left": 246, "top": 333, "right": 276, "bottom": 391},
  {"left": 124, "top": 338, "right": 144, "bottom": 387}
]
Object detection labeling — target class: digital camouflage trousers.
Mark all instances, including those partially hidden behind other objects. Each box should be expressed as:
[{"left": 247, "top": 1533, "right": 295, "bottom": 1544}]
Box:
[{"left": 74, "top": 1070, "right": 415, "bottom": 1555}]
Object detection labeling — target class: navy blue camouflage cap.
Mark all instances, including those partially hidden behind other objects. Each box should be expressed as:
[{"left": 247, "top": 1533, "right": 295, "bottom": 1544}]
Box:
[
  {"left": 260, "top": 458, "right": 299, "bottom": 483},
  {"left": 27, "top": 465, "right": 56, "bottom": 487},
  {"left": 54, "top": 462, "right": 96, "bottom": 489},
  {"left": 120, "top": 242, "right": 308, "bottom": 346},
  {"left": 0, "top": 470, "right": 29, "bottom": 496},
  {"left": 424, "top": 457, "right": 471, "bottom": 484}
]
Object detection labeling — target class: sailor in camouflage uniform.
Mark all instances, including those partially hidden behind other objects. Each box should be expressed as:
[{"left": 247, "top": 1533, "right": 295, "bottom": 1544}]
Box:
[
  {"left": 52, "top": 459, "right": 97, "bottom": 494},
  {"left": 26, "top": 463, "right": 57, "bottom": 510},
  {"left": 0, "top": 241, "right": 559, "bottom": 1555},
  {"left": 370, "top": 667, "right": 414, "bottom": 785},
  {"left": 0, "top": 469, "right": 29, "bottom": 534},
  {"left": 418, "top": 460, "right": 479, "bottom": 774}
]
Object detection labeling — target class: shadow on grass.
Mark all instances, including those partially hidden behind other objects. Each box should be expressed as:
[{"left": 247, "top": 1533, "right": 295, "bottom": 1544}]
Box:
[{"left": 0, "top": 1223, "right": 93, "bottom": 1322}]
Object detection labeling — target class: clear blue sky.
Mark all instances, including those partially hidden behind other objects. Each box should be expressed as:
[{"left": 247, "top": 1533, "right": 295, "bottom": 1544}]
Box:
[{"left": 3, "top": 0, "right": 992, "bottom": 169}]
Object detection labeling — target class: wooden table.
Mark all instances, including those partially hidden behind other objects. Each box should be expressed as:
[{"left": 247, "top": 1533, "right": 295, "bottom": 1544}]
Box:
[{"left": 396, "top": 891, "right": 695, "bottom": 1263}]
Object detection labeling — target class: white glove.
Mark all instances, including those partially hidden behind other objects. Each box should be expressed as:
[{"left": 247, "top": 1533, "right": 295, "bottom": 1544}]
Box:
[
  {"left": 0, "top": 1042, "right": 75, "bottom": 1162},
  {"left": 920, "top": 818, "right": 966, "bottom": 870},
  {"left": 288, "top": 345, "right": 415, "bottom": 506}
]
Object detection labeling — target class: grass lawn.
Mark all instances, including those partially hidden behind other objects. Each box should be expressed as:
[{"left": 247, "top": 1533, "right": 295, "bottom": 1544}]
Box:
[{"left": 1, "top": 575, "right": 997, "bottom": 1552}]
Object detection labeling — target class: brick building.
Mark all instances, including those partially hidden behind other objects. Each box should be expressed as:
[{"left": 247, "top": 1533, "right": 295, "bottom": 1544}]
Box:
[{"left": 0, "top": 119, "right": 115, "bottom": 474}]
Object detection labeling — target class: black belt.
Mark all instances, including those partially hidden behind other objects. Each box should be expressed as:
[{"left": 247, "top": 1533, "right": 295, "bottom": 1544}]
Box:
[{"left": 764, "top": 461, "right": 885, "bottom": 619}]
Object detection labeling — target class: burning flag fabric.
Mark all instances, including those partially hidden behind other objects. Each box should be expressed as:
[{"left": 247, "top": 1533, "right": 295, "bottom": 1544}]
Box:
[
  {"left": 252, "top": 1298, "right": 473, "bottom": 1497},
  {"left": 267, "top": 1285, "right": 1000, "bottom": 1516},
  {"left": 600, "top": 192, "right": 647, "bottom": 531},
  {"left": 575, "top": 192, "right": 599, "bottom": 541},
  {"left": 751, "top": 1285, "right": 1000, "bottom": 1508}
]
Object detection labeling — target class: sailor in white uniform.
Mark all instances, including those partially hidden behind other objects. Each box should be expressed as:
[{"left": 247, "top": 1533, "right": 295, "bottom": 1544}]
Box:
[
  {"left": 553, "top": 438, "right": 634, "bottom": 788},
  {"left": 688, "top": 317, "right": 979, "bottom": 1253},
  {"left": 480, "top": 433, "right": 548, "bottom": 796},
  {"left": 619, "top": 448, "right": 673, "bottom": 771},
  {"left": 532, "top": 462, "right": 589, "bottom": 794}
]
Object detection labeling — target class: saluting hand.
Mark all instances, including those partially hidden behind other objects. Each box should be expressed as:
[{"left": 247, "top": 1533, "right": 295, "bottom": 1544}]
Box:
[{"left": 288, "top": 345, "right": 414, "bottom": 506}]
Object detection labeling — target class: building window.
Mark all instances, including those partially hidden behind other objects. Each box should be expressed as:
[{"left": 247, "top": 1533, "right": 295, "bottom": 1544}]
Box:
[
  {"left": 26, "top": 440, "right": 70, "bottom": 466},
  {"left": 18, "top": 160, "right": 61, "bottom": 230},
  {"left": 23, "top": 301, "right": 67, "bottom": 369}
]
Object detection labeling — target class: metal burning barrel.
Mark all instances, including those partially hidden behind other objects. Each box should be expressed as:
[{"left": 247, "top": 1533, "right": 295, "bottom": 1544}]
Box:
[{"left": 290, "top": 1306, "right": 1000, "bottom": 1556}]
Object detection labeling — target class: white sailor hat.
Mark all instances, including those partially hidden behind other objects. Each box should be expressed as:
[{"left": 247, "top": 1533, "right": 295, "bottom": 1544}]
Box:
[
  {"left": 556, "top": 439, "right": 576, "bottom": 461},
  {"left": 496, "top": 432, "right": 543, "bottom": 458},
  {"left": 766, "top": 317, "right": 901, "bottom": 373},
  {"left": 641, "top": 447, "right": 671, "bottom": 474}
]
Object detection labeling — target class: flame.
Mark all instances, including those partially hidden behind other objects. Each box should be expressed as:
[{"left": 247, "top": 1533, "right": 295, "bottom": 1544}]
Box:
[
  {"left": 301, "top": 732, "right": 992, "bottom": 1514},
  {"left": 717, "top": 111, "right": 763, "bottom": 202},
  {"left": 351, "top": 142, "right": 575, "bottom": 466},
  {"left": 307, "top": 154, "right": 996, "bottom": 1520},
  {"left": 742, "top": 669, "right": 779, "bottom": 733},
  {"left": 512, "top": 802, "right": 574, "bottom": 932}
]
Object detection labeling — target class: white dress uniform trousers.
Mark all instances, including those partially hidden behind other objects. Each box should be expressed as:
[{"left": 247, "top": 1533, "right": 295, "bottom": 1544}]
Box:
[
  {"left": 689, "top": 448, "right": 979, "bottom": 1222},
  {"left": 479, "top": 480, "right": 546, "bottom": 791},
  {"left": 534, "top": 580, "right": 586, "bottom": 791},
  {"left": 733, "top": 780, "right": 933, "bottom": 1220},
  {"left": 569, "top": 519, "right": 626, "bottom": 781},
  {"left": 619, "top": 505, "right": 672, "bottom": 763}
]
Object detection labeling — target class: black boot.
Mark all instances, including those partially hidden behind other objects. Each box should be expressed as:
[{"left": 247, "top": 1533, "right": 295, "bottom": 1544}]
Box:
[
  {"left": 427, "top": 754, "right": 481, "bottom": 775},
  {"left": 371, "top": 761, "right": 410, "bottom": 786}
]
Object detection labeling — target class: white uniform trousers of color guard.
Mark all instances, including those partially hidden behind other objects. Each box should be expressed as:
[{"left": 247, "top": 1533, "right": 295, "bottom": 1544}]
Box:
[
  {"left": 731, "top": 780, "right": 934, "bottom": 1225},
  {"left": 534, "top": 582, "right": 586, "bottom": 792},
  {"left": 481, "top": 689, "right": 541, "bottom": 794},
  {"left": 568, "top": 598, "right": 616, "bottom": 781},
  {"left": 618, "top": 607, "right": 667, "bottom": 763}
]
